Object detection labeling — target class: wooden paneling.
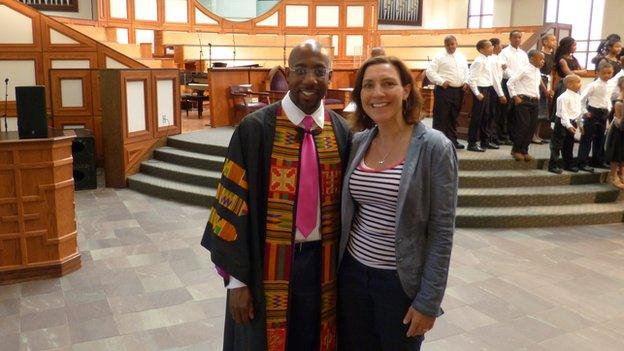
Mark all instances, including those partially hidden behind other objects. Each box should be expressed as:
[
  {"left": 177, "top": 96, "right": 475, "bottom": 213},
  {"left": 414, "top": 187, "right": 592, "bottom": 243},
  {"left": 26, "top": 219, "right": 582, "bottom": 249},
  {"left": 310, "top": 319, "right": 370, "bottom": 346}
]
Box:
[
  {"left": 208, "top": 68, "right": 252, "bottom": 127},
  {"left": 0, "top": 52, "right": 44, "bottom": 117},
  {"left": 100, "top": 69, "right": 180, "bottom": 187},
  {"left": 50, "top": 69, "right": 93, "bottom": 117},
  {"left": 0, "top": 131, "right": 80, "bottom": 283}
]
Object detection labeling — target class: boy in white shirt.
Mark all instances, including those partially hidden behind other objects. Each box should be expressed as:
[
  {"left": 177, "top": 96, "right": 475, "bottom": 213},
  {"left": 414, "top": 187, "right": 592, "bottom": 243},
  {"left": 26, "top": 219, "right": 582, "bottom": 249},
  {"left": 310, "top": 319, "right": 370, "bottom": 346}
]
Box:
[
  {"left": 507, "top": 50, "right": 544, "bottom": 161},
  {"left": 467, "top": 39, "right": 507, "bottom": 152},
  {"left": 549, "top": 74, "right": 583, "bottom": 174},
  {"left": 489, "top": 38, "right": 507, "bottom": 145},
  {"left": 577, "top": 60, "right": 614, "bottom": 172}
]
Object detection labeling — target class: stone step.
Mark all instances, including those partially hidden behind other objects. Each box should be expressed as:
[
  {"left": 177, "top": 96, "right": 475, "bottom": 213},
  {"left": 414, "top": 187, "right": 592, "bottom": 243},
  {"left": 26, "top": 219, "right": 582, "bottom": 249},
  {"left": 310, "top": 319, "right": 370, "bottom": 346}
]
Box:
[
  {"left": 458, "top": 184, "right": 623, "bottom": 207},
  {"left": 127, "top": 173, "right": 215, "bottom": 207},
  {"left": 153, "top": 146, "right": 225, "bottom": 172},
  {"left": 459, "top": 157, "right": 549, "bottom": 171},
  {"left": 456, "top": 202, "right": 624, "bottom": 227},
  {"left": 459, "top": 169, "right": 608, "bottom": 188},
  {"left": 166, "top": 129, "right": 232, "bottom": 157},
  {"left": 139, "top": 160, "right": 221, "bottom": 187}
]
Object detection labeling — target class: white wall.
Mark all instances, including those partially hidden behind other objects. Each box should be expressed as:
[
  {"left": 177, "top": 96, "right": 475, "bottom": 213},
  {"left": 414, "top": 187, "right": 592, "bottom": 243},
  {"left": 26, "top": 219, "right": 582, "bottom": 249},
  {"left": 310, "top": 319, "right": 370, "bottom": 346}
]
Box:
[
  {"left": 493, "top": 0, "right": 512, "bottom": 27},
  {"left": 42, "top": 0, "right": 95, "bottom": 20},
  {"left": 510, "top": 0, "right": 544, "bottom": 26},
  {"left": 602, "top": 0, "right": 624, "bottom": 40},
  {"left": 379, "top": 0, "right": 467, "bottom": 29}
]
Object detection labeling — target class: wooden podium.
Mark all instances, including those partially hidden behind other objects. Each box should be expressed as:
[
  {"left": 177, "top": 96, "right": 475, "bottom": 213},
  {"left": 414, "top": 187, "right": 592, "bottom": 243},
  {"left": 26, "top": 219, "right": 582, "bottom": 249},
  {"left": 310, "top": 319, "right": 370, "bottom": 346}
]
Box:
[{"left": 0, "top": 130, "right": 80, "bottom": 283}]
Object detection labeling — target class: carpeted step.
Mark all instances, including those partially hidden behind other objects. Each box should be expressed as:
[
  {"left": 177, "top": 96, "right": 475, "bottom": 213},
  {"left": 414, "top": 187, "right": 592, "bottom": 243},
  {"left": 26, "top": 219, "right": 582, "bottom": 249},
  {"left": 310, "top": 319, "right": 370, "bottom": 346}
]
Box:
[
  {"left": 458, "top": 184, "right": 623, "bottom": 207},
  {"left": 166, "top": 129, "right": 231, "bottom": 156},
  {"left": 459, "top": 169, "right": 608, "bottom": 188},
  {"left": 154, "top": 146, "right": 225, "bottom": 171},
  {"left": 139, "top": 160, "right": 221, "bottom": 187},
  {"left": 459, "top": 157, "right": 549, "bottom": 171},
  {"left": 456, "top": 202, "right": 624, "bottom": 227},
  {"left": 127, "top": 173, "right": 215, "bottom": 207}
]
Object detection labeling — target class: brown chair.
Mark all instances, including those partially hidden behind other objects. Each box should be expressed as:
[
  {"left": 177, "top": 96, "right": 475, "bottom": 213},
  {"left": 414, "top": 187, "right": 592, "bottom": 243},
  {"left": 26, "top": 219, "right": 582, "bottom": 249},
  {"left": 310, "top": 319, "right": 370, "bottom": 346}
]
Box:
[
  {"left": 264, "top": 66, "right": 289, "bottom": 101},
  {"left": 230, "top": 84, "right": 271, "bottom": 123}
]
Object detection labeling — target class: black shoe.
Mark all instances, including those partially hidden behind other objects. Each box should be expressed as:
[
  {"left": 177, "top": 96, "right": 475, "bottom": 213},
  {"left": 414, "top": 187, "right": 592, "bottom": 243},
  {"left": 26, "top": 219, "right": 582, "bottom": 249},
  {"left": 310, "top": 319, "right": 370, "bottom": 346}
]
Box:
[
  {"left": 467, "top": 143, "right": 485, "bottom": 152},
  {"left": 548, "top": 167, "right": 563, "bottom": 174},
  {"left": 454, "top": 142, "right": 465, "bottom": 150},
  {"left": 592, "top": 163, "right": 610, "bottom": 169},
  {"left": 579, "top": 165, "right": 595, "bottom": 173},
  {"left": 481, "top": 142, "right": 500, "bottom": 150},
  {"left": 501, "top": 139, "right": 513, "bottom": 145},
  {"left": 564, "top": 166, "right": 579, "bottom": 173},
  {"left": 491, "top": 139, "right": 501, "bottom": 146}
]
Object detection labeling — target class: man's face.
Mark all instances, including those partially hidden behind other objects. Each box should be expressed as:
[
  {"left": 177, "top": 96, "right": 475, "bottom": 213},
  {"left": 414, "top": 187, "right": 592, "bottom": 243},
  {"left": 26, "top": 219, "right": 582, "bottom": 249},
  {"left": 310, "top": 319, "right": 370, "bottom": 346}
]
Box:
[
  {"left": 286, "top": 48, "right": 332, "bottom": 114},
  {"left": 480, "top": 42, "right": 493, "bottom": 56},
  {"left": 445, "top": 39, "right": 458, "bottom": 54},
  {"left": 493, "top": 43, "right": 502, "bottom": 54},
  {"left": 510, "top": 33, "right": 522, "bottom": 48}
]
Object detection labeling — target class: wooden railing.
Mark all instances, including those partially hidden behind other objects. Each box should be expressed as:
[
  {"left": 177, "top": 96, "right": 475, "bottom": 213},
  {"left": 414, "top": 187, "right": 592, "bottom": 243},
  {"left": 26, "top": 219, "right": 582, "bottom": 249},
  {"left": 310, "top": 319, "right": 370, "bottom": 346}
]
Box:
[
  {"left": 19, "top": 0, "right": 78, "bottom": 12},
  {"left": 378, "top": 0, "right": 422, "bottom": 26}
]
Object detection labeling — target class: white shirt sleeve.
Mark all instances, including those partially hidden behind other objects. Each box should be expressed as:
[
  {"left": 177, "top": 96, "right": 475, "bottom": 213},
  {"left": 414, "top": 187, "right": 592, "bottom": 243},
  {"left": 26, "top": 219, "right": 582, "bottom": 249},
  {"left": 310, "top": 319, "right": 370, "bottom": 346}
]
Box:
[
  {"left": 226, "top": 276, "right": 247, "bottom": 289},
  {"left": 506, "top": 70, "right": 521, "bottom": 97},
  {"left": 559, "top": 98, "right": 574, "bottom": 129},
  {"left": 580, "top": 83, "right": 593, "bottom": 114},
  {"left": 468, "top": 59, "right": 482, "bottom": 96},
  {"left": 425, "top": 55, "right": 445, "bottom": 86},
  {"left": 492, "top": 69, "right": 504, "bottom": 97}
]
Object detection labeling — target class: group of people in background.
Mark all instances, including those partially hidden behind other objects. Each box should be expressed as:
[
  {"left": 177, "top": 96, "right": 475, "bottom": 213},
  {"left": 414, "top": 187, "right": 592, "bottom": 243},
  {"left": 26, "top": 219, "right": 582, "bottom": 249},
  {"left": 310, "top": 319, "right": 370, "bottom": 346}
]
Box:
[{"left": 426, "top": 31, "right": 624, "bottom": 190}]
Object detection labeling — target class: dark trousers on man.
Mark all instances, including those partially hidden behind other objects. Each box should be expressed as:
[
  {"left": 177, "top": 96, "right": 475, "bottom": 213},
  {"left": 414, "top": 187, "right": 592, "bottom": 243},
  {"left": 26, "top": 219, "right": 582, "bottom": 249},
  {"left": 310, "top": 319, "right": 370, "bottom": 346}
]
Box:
[
  {"left": 488, "top": 86, "right": 502, "bottom": 142},
  {"left": 286, "top": 241, "right": 321, "bottom": 351},
  {"left": 549, "top": 118, "right": 577, "bottom": 169},
  {"left": 433, "top": 86, "right": 464, "bottom": 145},
  {"left": 468, "top": 86, "right": 492, "bottom": 145},
  {"left": 338, "top": 253, "right": 424, "bottom": 351},
  {"left": 512, "top": 96, "right": 539, "bottom": 154},
  {"left": 496, "top": 78, "right": 513, "bottom": 142},
  {"left": 578, "top": 106, "right": 609, "bottom": 167}
]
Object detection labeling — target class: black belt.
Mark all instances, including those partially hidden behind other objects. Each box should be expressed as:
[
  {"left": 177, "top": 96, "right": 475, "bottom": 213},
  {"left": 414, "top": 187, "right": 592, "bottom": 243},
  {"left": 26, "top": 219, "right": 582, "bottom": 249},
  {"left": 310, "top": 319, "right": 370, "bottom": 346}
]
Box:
[
  {"left": 587, "top": 106, "right": 609, "bottom": 113},
  {"left": 294, "top": 240, "right": 321, "bottom": 253},
  {"left": 519, "top": 95, "right": 538, "bottom": 102}
]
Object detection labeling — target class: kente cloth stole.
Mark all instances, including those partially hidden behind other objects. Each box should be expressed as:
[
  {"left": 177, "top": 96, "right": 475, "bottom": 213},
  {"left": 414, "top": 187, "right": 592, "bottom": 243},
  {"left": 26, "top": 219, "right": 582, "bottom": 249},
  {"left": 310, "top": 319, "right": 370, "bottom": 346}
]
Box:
[{"left": 264, "top": 109, "right": 342, "bottom": 351}]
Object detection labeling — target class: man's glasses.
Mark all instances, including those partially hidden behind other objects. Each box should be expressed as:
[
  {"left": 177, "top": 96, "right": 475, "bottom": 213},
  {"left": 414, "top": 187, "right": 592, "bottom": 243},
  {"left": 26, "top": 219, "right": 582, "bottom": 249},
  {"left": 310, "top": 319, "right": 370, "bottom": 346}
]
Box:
[{"left": 290, "top": 67, "right": 329, "bottom": 77}]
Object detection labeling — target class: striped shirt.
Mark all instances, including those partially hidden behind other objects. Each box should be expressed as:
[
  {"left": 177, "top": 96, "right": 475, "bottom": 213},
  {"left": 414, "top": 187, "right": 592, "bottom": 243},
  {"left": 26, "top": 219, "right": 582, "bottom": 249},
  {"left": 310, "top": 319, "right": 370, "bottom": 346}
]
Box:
[{"left": 347, "top": 159, "right": 404, "bottom": 270}]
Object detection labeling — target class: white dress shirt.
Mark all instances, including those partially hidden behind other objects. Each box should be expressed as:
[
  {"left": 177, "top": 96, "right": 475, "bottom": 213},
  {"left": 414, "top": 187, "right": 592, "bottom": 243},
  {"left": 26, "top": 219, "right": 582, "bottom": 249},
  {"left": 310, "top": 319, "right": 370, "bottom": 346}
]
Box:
[
  {"left": 500, "top": 45, "right": 529, "bottom": 80},
  {"left": 507, "top": 65, "right": 541, "bottom": 98},
  {"left": 468, "top": 54, "right": 504, "bottom": 97},
  {"left": 608, "top": 70, "right": 624, "bottom": 100},
  {"left": 425, "top": 51, "right": 470, "bottom": 87},
  {"left": 556, "top": 89, "right": 583, "bottom": 129},
  {"left": 226, "top": 92, "right": 323, "bottom": 289},
  {"left": 581, "top": 78, "right": 612, "bottom": 112},
  {"left": 489, "top": 54, "right": 504, "bottom": 84}
]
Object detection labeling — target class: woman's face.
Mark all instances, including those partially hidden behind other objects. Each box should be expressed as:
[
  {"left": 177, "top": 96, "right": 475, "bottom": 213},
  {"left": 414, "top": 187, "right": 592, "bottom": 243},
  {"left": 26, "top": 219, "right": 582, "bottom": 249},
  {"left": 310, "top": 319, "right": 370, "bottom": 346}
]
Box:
[
  {"left": 360, "top": 63, "right": 410, "bottom": 126},
  {"left": 570, "top": 41, "right": 577, "bottom": 53},
  {"left": 610, "top": 42, "right": 622, "bottom": 56}
]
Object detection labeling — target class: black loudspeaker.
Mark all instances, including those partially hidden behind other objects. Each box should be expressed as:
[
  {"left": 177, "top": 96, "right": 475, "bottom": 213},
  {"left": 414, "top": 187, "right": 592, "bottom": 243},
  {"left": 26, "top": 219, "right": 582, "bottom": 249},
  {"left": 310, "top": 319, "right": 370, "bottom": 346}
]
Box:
[
  {"left": 16, "top": 86, "right": 48, "bottom": 139},
  {"left": 72, "top": 129, "right": 97, "bottom": 190}
]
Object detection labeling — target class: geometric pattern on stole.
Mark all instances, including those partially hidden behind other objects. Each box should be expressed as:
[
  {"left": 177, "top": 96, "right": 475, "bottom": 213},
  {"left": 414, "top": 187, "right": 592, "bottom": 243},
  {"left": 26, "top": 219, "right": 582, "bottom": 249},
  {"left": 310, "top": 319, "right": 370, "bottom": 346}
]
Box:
[{"left": 264, "top": 110, "right": 342, "bottom": 351}]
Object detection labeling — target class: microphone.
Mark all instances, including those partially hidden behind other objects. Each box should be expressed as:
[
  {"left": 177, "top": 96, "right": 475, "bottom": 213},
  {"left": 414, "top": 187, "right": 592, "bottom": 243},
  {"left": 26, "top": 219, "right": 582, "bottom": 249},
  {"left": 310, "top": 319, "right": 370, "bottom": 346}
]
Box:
[
  {"left": 2, "top": 77, "right": 8, "bottom": 133},
  {"left": 208, "top": 43, "right": 212, "bottom": 69},
  {"left": 4, "top": 78, "right": 8, "bottom": 84}
]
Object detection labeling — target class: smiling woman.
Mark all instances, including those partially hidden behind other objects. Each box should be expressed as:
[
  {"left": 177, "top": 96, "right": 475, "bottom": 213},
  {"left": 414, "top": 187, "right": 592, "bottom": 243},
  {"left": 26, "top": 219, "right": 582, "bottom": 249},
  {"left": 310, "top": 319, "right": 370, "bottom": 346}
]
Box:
[{"left": 198, "top": 0, "right": 279, "bottom": 21}]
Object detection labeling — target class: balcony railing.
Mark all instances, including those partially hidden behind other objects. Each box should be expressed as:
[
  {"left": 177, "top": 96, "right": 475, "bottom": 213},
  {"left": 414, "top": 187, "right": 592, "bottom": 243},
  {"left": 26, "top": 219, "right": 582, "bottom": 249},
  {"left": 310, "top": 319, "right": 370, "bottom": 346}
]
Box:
[
  {"left": 19, "top": 0, "right": 78, "bottom": 12},
  {"left": 378, "top": 0, "right": 423, "bottom": 26}
]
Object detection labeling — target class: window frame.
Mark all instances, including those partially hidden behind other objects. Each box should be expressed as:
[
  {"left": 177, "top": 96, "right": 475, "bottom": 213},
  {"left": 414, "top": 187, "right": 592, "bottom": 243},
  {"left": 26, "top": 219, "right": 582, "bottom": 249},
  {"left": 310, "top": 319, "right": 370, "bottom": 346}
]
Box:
[{"left": 467, "top": 0, "right": 494, "bottom": 29}]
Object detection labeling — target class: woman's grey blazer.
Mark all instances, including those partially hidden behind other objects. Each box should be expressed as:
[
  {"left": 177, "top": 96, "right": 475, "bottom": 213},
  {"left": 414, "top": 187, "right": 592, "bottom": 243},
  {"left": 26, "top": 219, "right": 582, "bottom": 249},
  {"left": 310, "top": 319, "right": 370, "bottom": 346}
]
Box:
[{"left": 338, "top": 122, "right": 459, "bottom": 317}]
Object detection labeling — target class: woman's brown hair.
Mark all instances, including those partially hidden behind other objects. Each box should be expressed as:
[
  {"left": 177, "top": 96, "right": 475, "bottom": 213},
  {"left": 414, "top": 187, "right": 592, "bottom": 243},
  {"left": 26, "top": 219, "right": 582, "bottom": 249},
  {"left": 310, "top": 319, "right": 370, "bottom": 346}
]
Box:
[{"left": 350, "top": 56, "right": 423, "bottom": 130}]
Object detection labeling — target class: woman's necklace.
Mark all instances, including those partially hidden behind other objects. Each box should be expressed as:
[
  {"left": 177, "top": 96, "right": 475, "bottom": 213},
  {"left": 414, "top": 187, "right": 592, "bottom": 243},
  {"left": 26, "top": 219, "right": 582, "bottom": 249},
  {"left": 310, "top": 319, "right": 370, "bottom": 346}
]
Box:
[{"left": 376, "top": 129, "right": 410, "bottom": 165}]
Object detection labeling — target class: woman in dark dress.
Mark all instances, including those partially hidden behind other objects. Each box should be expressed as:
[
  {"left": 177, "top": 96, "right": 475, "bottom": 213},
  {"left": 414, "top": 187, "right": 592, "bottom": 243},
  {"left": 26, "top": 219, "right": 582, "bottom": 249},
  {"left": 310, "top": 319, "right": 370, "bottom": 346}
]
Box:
[
  {"left": 605, "top": 76, "right": 624, "bottom": 189},
  {"left": 592, "top": 34, "right": 622, "bottom": 72},
  {"left": 534, "top": 33, "right": 557, "bottom": 143},
  {"left": 551, "top": 37, "right": 587, "bottom": 120}
]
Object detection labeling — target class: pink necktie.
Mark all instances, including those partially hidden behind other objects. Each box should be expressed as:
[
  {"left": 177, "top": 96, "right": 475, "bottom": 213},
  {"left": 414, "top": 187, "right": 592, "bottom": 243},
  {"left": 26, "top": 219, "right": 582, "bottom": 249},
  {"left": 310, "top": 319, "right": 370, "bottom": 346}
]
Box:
[{"left": 295, "top": 116, "right": 319, "bottom": 238}]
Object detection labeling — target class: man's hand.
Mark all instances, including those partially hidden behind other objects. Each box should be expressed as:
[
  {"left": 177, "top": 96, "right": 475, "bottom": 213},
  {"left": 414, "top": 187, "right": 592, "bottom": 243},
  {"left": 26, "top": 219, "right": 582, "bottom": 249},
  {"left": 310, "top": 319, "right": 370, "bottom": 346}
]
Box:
[
  {"left": 442, "top": 81, "right": 450, "bottom": 89},
  {"left": 499, "top": 96, "right": 507, "bottom": 104},
  {"left": 476, "top": 94, "right": 484, "bottom": 101},
  {"left": 567, "top": 126, "right": 577, "bottom": 134},
  {"left": 513, "top": 96, "right": 522, "bottom": 105},
  {"left": 229, "top": 286, "right": 254, "bottom": 324},
  {"left": 403, "top": 307, "right": 436, "bottom": 337},
  {"left": 585, "top": 112, "right": 592, "bottom": 119},
  {"left": 547, "top": 90, "right": 554, "bottom": 98},
  {"left": 462, "top": 83, "right": 469, "bottom": 92}
]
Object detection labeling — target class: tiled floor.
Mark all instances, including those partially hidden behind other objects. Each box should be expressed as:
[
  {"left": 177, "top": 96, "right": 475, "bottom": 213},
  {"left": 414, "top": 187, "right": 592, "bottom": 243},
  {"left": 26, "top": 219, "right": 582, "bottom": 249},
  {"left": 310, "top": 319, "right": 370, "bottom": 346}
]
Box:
[{"left": 1, "top": 186, "right": 624, "bottom": 350}]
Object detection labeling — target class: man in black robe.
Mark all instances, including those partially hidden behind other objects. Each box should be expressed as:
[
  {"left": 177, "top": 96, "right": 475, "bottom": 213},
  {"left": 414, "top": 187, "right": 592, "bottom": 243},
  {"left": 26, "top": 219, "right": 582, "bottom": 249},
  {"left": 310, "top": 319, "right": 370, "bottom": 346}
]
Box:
[{"left": 201, "top": 40, "right": 350, "bottom": 351}]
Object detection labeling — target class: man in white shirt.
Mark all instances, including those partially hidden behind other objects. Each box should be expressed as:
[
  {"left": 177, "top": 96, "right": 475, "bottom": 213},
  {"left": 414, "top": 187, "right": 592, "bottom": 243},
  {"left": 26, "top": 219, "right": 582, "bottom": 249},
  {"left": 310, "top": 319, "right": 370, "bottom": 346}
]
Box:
[
  {"left": 507, "top": 49, "right": 544, "bottom": 161},
  {"left": 489, "top": 38, "right": 506, "bottom": 145},
  {"left": 577, "top": 60, "right": 614, "bottom": 172},
  {"left": 549, "top": 74, "right": 583, "bottom": 174},
  {"left": 497, "top": 30, "right": 530, "bottom": 145},
  {"left": 425, "top": 35, "right": 470, "bottom": 149},
  {"left": 467, "top": 39, "right": 506, "bottom": 152}
]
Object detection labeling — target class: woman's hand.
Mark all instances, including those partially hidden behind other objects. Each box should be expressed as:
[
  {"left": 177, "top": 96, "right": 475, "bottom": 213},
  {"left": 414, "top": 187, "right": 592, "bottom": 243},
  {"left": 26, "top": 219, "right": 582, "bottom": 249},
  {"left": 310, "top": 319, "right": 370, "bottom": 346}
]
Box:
[{"left": 403, "top": 306, "right": 436, "bottom": 337}]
